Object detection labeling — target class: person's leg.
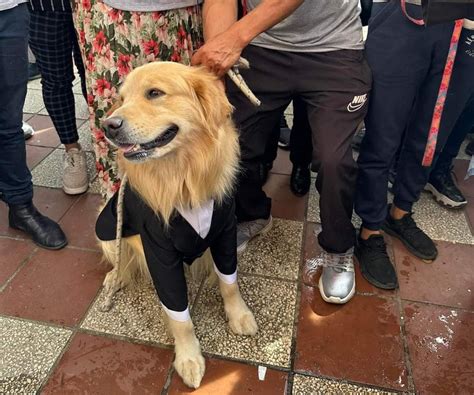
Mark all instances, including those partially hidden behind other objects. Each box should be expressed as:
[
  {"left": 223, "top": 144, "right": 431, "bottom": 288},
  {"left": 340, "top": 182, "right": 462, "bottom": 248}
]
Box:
[
  {"left": 426, "top": 95, "right": 474, "bottom": 207},
  {"left": 0, "top": 5, "right": 32, "bottom": 206},
  {"left": 355, "top": 1, "right": 444, "bottom": 288},
  {"left": 29, "top": 10, "right": 89, "bottom": 194},
  {"left": 0, "top": 4, "right": 67, "bottom": 249},
  {"left": 298, "top": 48, "right": 371, "bottom": 304},
  {"left": 71, "top": 23, "right": 87, "bottom": 101},
  {"left": 226, "top": 45, "right": 292, "bottom": 252},
  {"left": 289, "top": 96, "right": 312, "bottom": 196}
]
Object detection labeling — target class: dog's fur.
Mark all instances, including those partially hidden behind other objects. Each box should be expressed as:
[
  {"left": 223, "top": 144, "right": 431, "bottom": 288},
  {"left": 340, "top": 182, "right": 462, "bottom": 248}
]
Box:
[{"left": 99, "top": 62, "right": 257, "bottom": 388}]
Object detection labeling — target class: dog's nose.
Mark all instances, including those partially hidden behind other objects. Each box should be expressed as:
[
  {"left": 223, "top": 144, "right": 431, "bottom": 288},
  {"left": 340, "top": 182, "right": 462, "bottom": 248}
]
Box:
[{"left": 103, "top": 117, "right": 123, "bottom": 139}]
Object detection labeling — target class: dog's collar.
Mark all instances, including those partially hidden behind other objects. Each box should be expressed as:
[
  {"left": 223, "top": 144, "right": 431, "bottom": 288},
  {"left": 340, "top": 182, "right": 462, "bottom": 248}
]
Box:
[{"left": 177, "top": 200, "right": 214, "bottom": 239}]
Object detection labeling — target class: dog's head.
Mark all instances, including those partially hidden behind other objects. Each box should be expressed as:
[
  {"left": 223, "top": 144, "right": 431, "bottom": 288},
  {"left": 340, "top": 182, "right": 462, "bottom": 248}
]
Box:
[{"left": 102, "top": 62, "right": 233, "bottom": 163}]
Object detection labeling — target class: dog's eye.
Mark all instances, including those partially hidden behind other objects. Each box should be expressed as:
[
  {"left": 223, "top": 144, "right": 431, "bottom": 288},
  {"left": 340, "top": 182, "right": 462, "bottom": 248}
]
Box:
[{"left": 146, "top": 89, "right": 164, "bottom": 99}]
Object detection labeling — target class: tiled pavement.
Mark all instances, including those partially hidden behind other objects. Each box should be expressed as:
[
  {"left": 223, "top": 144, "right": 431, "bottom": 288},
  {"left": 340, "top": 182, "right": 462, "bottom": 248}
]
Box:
[{"left": 1, "top": 82, "right": 474, "bottom": 395}]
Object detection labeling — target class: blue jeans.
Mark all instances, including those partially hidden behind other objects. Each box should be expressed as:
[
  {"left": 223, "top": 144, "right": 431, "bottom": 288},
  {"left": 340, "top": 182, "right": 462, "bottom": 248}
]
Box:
[{"left": 0, "top": 4, "right": 32, "bottom": 205}]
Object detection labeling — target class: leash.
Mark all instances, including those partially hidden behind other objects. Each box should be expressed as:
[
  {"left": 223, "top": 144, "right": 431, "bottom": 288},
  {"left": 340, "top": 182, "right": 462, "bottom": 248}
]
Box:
[
  {"left": 114, "top": 172, "right": 128, "bottom": 274},
  {"left": 401, "top": 0, "right": 464, "bottom": 166}
]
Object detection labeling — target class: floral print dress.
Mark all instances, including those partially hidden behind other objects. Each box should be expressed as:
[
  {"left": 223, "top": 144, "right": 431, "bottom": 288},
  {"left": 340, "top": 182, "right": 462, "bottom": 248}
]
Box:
[{"left": 73, "top": 0, "right": 203, "bottom": 197}]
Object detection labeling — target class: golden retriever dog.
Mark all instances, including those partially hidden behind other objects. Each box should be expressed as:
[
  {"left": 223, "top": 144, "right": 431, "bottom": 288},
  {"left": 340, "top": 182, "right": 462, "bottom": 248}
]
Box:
[{"left": 95, "top": 62, "right": 257, "bottom": 389}]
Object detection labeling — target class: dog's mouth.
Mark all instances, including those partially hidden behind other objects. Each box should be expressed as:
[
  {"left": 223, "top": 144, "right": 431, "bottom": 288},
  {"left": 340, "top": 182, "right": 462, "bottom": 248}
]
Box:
[{"left": 118, "top": 125, "right": 179, "bottom": 160}]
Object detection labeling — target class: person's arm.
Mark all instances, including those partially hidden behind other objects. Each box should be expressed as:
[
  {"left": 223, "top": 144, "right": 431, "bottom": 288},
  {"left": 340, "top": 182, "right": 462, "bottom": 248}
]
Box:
[{"left": 192, "top": 0, "right": 304, "bottom": 77}]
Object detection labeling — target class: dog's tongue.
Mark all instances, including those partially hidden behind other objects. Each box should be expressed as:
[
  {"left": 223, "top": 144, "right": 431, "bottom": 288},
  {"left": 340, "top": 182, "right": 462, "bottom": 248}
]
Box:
[{"left": 121, "top": 144, "right": 136, "bottom": 153}]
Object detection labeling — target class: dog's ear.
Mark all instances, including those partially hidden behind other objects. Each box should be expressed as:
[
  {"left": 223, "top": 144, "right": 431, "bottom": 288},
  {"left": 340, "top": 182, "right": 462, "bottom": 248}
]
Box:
[{"left": 191, "top": 70, "right": 233, "bottom": 134}]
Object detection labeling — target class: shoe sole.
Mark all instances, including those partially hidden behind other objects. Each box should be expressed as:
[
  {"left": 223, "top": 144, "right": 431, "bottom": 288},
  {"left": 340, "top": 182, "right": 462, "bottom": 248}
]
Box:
[
  {"left": 424, "top": 183, "right": 467, "bottom": 209},
  {"left": 277, "top": 142, "right": 290, "bottom": 150},
  {"left": 9, "top": 223, "right": 68, "bottom": 250},
  {"left": 381, "top": 224, "right": 438, "bottom": 262},
  {"left": 63, "top": 184, "right": 89, "bottom": 195},
  {"left": 236, "top": 216, "right": 273, "bottom": 255},
  {"left": 318, "top": 276, "right": 356, "bottom": 304}
]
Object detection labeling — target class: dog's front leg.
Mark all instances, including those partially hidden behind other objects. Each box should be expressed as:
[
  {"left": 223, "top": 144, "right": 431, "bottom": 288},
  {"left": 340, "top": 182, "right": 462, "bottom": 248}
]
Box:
[
  {"left": 219, "top": 279, "right": 258, "bottom": 336},
  {"left": 167, "top": 317, "right": 205, "bottom": 389}
]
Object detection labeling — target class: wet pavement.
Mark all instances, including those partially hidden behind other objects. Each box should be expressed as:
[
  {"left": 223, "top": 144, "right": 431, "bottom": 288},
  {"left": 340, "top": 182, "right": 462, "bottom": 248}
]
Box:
[{"left": 1, "top": 80, "right": 473, "bottom": 394}]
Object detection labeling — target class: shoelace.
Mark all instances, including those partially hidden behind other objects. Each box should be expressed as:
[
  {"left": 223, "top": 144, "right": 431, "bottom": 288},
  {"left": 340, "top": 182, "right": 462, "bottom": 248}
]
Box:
[
  {"left": 65, "top": 151, "right": 84, "bottom": 173},
  {"left": 306, "top": 249, "right": 354, "bottom": 274}
]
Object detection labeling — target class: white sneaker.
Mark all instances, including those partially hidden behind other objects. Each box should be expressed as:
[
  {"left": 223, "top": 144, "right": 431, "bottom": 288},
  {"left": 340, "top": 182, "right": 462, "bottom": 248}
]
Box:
[{"left": 63, "top": 148, "right": 88, "bottom": 195}]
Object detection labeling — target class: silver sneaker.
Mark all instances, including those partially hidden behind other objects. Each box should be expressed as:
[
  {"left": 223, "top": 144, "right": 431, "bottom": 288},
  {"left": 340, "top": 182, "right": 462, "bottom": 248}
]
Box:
[
  {"left": 237, "top": 216, "right": 273, "bottom": 254},
  {"left": 306, "top": 248, "right": 355, "bottom": 304},
  {"left": 63, "top": 148, "right": 89, "bottom": 195}
]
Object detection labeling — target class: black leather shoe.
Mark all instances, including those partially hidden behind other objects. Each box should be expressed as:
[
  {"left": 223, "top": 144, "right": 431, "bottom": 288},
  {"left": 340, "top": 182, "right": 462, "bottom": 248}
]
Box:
[
  {"left": 290, "top": 165, "right": 311, "bottom": 196},
  {"left": 9, "top": 202, "right": 68, "bottom": 250}
]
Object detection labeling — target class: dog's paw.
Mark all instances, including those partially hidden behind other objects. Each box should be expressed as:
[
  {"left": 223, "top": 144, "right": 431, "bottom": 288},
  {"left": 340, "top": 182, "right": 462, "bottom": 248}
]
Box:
[
  {"left": 229, "top": 310, "right": 258, "bottom": 336},
  {"left": 174, "top": 353, "right": 205, "bottom": 389}
]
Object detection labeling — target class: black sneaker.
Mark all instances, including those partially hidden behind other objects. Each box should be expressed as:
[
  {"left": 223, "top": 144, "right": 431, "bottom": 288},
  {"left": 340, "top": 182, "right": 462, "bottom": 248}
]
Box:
[
  {"left": 355, "top": 234, "right": 398, "bottom": 290},
  {"left": 382, "top": 210, "right": 438, "bottom": 261},
  {"left": 425, "top": 171, "right": 467, "bottom": 208}
]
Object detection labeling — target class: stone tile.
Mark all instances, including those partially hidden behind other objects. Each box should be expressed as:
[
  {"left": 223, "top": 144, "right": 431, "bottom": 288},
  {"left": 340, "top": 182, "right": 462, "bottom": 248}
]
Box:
[
  {"left": 238, "top": 219, "right": 303, "bottom": 280},
  {"left": 23, "top": 113, "right": 34, "bottom": 122},
  {"left": 303, "top": 222, "right": 395, "bottom": 297},
  {"left": 42, "top": 332, "right": 173, "bottom": 394},
  {"left": 0, "top": 239, "right": 35, "bottom": 288},
  {"left": 72, "top": 80, "right": 85, "bottom": 95},
  {"left": 0, "top": 316, "right": 72, "bottom": 394},
  {"left": 77, "top": 121, "right": 94, "bottom": 152},
  {"left": 27, "top": 77, "right": 43, "bottom": 90},
  {"left": 271, "top": 149, "right": 292, "bottom": 176},
  {"left": 295, "top": 286, "right": 408, "bottom": 391},
  {"left": 31, "top": 149, "right": 95, "bottom": 189},
  {"left": 394, "top": 239, "right": 474, "bottom": 310},
  {"left": 81, "top": 274, "right": 200, "bottom": 346},
  {"left": 25, "top": 115, "right": 60, "bottom": 148},
  {"left": 453, "top": 158, "right": 474, "bottom": 198},
  {"left": 39, "top": 94, "right": 89, "bottom": 120},
  {"left": 0, "top": 248, "right": 106, "bottom": 326},
  {"left": 404, "top": 302, "right": 474, "bottom": 394},
  {"left": 457, "top": 139, "right": 472, "bottom": 161},
  {"left": 466, "top": 200, "right": 474, "bottom": 235},
  {"left": 168, "top": 358, "right": 288, "bottom": 395},
  {"left": 193, "top": 276, "right": 297, "bottom": 368},
  {"left": 413, "top": 192, "right": 474, "bottom": 244},
  {"left": 263, "top": 174, "right": 307, "bottom": 221},
  {"left": 59, "top": 193, "right": 104, "bottom": 250},
  {"left": 23, "top": 88, "right": 45, "bottom": 113},
  {"left": 292, "top": 374, "right": 395, "bottom": 394},
  {"left": 26, "top": 145, "right": 54, "bottom": 170},
  {"left": 307, "top": 183, "right": 362, "bottom": 228},
  {"left": 88, "top": 176, "right": 102, "bottom": 195},
  {"left": 0, "top": 186, "right": 78, "bottom": 238}
]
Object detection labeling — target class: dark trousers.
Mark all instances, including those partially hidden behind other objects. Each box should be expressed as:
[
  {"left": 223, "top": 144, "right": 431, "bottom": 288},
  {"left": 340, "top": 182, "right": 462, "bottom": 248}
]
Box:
[
  {"left": 28, "top": 9, "right": 87, "bottom": 145},
  {"left": 228, "top": 45, "right": 371, "bottom": 253},
  {"left": 289, "top": 97, "right": 313, "bottom": 167},
  {"left": 432, "top": 94, "right": 474, "bottom": 177},
  {"left": 0, "top": 5, "right": 32, "bottom": 206},
  {"left": 355, "top": 1, "right": 468, "bottom": 230},
  {"left": 265, "top": 97, "right": 312, "bottom": 167}
]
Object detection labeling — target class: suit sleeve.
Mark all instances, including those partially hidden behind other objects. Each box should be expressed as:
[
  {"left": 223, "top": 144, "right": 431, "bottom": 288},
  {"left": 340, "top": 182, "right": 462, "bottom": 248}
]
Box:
[
  {"left": 210, "top": 203, "right": 238, "bottom": 276},
  {"left": 141, "top": 222, "right": 189, "bottom": 312},
  {"left": 95, "top": 188, "right": 138, "bottom": 241}
]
